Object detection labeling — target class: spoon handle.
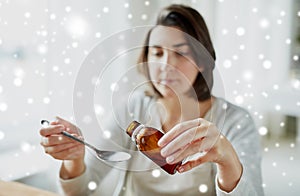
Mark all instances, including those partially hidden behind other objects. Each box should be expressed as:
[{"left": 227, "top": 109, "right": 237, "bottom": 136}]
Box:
[{"left": 61, "top": 131, "right": 98, "bottom": 152}]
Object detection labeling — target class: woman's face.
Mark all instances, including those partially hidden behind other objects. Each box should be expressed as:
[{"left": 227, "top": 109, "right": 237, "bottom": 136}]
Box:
[{"left": 147, "top": 26, "right": 200, "bottom": 98}]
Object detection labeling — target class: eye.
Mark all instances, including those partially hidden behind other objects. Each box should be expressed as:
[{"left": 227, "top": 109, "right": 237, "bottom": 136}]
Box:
[{"left": 150, "top": 49, "right": 163, "bottom": 57}]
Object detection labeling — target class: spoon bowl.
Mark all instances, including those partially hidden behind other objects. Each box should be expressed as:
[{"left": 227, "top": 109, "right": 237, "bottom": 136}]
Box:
[{"left": 41, "top": 120, "right": 131, "bottom": 162}]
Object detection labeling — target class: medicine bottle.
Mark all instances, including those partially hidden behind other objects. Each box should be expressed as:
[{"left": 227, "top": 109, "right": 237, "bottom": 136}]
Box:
[{"left": 126, "top": 121, "right": 182, "bottom": 174}]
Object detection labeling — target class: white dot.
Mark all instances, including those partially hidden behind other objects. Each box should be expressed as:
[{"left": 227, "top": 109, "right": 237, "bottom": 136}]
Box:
[
  {"left": 43, "top": 97, "right": 50, "bottom": 104},
  {"left": 258, "top": 54, "right": 264, "bottom": 60},
  {"left": 236, "top": 27, "right": 245, "bottom": 36},
  {"left": 50, "top": 14, "right": 56, "bottom": 20},
  {"left": 27, "top": 98, "right": 34, "bottom": 104},
  {"left": 272, "top": 162, "right": 277, "bottom": 167},
  {"left": 298, "top": 11, "right": 300, "bottom": 17},
  {"left": 290, "top": 143, "right": 295, "bottom": 148},
  {"left": 275, "top": 143, "right": 280, "bottom": 147},
  {"left": 141, "top": 14, "right": 148, "bottom": 20},
  {"left": 14, "top": 78, "right": 23, "bottom": 87},
  {"left": 258, "top": 126, "right": 268, "bottom": 136},
  {"left": 124, "top": 3, "right": 129, "bottom": 8},
  {"left": 88, "top": 181, "right": 97, "bottom": 190},
  {"left": 64, "top": 58, "right": 70, "bottom": 64},
  {"left": 72, "top": 42, "right": 78, "bottom": 48},
  {"left": 38, "top": 44, "right": 48, "bottom": 54},
  {"left": 21, "top": 142, "right": 32, "bottom": 152},
  {"left": 261, "top": 92, "right": 268, "bottom": 98},
  {"left": 95, "top": 32, "right": 101, "bottom": 38},
  {"left": 222, "top": 29, "right": 228, "bottom": 35},
  {"left": 0, "top": 131, "right": 5, "bottom": 140},
  {"left": 235, "top": 95, "right": 244, "bottom": 105},
  {"left": 128, "top": 14, "right": 133, "bottom": 19},
  {"left": 252, "top": 8, "right": 258, "bottom": 13},
  {"left": 286, "top": 39, "right": 291, "bottom": 44},
  {"left": 223, "top": 59, "right": 232, "bottom": 68},
  {"left": 198, "top": 184, "right": 208, "bottom": 193},
  {"left": 280, "top": 122, "right": 285, "bottom": 127},
  {"left": 264, "top": 147, "right": 269, "bottom": 152},
  {"left": 222, "top": 103, "right": 228, "bottom": 110},
  {"left": 232, "top": 55, "right": 238, "bottom": 60},
  {"left": 263, "top": 60, "right": 272, "bottom": 69},
  {"left": 277, "top": 19, "right": 282, "bottom": 25},
  {"left": 152, "top": 169, "right": 161, "bottom": 178},
  {"left": 110, "top": 83, "right": 119, "bottom": 92},
  {"left": 95, "top": 104, "right": 104, "bottom": 116},
  {"left": 41, "top": 30, "right": 48, "bottom": 37},
  {"left": 65, "top": 6, "right": 71, "bottom": 12},
  {"left": 293, "top": 55, "right": 299, "bottom": 61},
  {"left": 52, "top": 66, "right": 59, "bottom": 72},
  {"left": 275, "top": 105, "right": 281, "bottom": 111},
  {"left": 273, "top": 84, "right": 279, "bottom": 90},
  {"left": 58, "top": 136, "right": 63, "bottom": 141},
  {"left": 265, "top": 35, "right": 271, "bottom": 40},
  {"left": 259, "top": 18, "right": 269, "bottom": 28},
  {"left": 290, "top": 156, "right": 294, "bottom": 161},
  {"left": 103, "top": 130, "right": 111, "bottom": 139},
  {"left": 243, "top": 71, "right": 253, "bottom": 81},
  {"left": 145, "top": 1, "right": 150, "bottom": 6},
  {"left": 24, "top": 12, "right": 31, "bottom": 18},
  {"left": 239, "top": 45, "right": 245, "bottom": 50},
  {"left": 280, "top": 11, "right": 286, "bottom": 17},
  {"left": 103, "top": 7, "right": 109, "bottom": 13},
  {"left": 0, "top": 39, "right": 2, "bottom": 45}
]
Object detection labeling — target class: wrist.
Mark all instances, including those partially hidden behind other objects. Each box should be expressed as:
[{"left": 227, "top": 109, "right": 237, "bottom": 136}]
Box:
[
  {"left": 60, "top": 158, "right": 85, "bottom": 180},
  {"left": 216, "top": 136, "right": 243, "bottom": 192}
]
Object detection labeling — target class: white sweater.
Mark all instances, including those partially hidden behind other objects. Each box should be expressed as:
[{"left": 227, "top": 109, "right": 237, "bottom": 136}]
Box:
[{"left": 59, "top": 93, "right": 264, "bottom": 196}]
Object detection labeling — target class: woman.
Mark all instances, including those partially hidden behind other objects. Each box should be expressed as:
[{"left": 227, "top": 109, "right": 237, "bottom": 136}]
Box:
[{"left": 40, "top": 4, "right": 264, "bottom": 196}]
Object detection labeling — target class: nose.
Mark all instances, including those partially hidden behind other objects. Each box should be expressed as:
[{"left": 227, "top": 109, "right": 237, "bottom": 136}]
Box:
[{"left": 160, "top": 50, "right": 177, "bottom": 71}]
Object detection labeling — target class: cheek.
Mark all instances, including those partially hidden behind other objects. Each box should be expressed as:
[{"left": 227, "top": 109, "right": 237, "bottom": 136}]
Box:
[{"left": 147, "top": 65, "right": 160, "bottom": 80}]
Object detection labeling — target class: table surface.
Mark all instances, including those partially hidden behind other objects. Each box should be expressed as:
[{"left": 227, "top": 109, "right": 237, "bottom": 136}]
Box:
[{"left": 0, "top": 180, "right": 59, "bottom": 196}]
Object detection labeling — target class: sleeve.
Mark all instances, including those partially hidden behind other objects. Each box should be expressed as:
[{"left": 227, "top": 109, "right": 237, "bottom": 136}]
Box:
[
  {"left": 215, "top": 107, "right": 264, "bottom": 196},
  {"left": 58, "top": 109, "right": 132, "bottom": 195}
]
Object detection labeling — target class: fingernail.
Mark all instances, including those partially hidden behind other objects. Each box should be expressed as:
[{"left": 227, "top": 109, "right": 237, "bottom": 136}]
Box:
[
  {"left": 166, "top": 156, "right": 174, "bottom": 163},
  {"left": 42, "top": 137, "right": 49, "bottom": 145},
  {"left": 157, "top": 140, "right": 164, "bottom": 147},
  {"left": 178, "top": 166, "right": 184, "bottom": 173},
  {"left": 160, "top": 148, "right": 167, "bottom": 156}
]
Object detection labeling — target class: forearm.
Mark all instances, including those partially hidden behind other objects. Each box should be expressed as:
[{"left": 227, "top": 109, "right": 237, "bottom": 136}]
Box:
[{"left": 60, "top": 158, "right": 86, "bottom": 180}]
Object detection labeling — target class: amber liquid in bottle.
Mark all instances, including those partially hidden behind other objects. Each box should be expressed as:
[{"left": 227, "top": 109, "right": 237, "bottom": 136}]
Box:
[{"left": 126, "top": 121, "right": 182, "bottom": 175}]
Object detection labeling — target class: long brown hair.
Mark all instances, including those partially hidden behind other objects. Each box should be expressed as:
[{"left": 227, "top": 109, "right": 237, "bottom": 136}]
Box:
[{"left": 138, "top": 4, "right": 216, "bottom": 101}]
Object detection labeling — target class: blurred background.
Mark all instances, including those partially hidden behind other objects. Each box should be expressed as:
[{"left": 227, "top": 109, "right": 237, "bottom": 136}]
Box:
[{"left": 0, "top": 0, "right": 299, "bottom": 195}]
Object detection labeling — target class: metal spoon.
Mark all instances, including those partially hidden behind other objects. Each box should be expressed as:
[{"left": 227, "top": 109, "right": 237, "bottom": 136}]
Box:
[{"left": 41, "top": 120, "right": 131, "bottom": 162}]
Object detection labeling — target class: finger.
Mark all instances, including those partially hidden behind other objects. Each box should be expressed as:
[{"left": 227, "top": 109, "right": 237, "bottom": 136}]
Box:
[
  {"left": 41, "top": 132, "right": 84, "bottom": 146},
  {"left": 55, "top": 116, "right": 72, "bottom": 127},
  {"left": 160, "top": 124, "right": 206, "bottom": 157},
  {"left": 165, "top": 138, "right": 204, "bottom": 164},
  {"left": 56, "top": 116, "right": 81, "bottom": 134},
  {"left": 44, "top": 142, "right": 82, "bottom": 154},
  {"left": 40, "top": 124, "right": 65, "bottom": 137},
  {"left": 177, "top": 152, "right": 210, "bottom": 173},
  {"left": 158, "top": 118, "right": 201, "bottom": 147},
  {"left": 50, "top": 143, "right": 84, "bottom": 160}
]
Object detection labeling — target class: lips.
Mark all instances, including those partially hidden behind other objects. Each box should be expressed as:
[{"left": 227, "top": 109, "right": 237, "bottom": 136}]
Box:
[{"left": 159, "top": 79, "right": 177, "bottom": 85}]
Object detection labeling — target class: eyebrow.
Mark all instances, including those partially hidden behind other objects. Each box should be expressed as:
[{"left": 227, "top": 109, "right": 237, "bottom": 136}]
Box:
[{"left": 149, "top": 42, "right": 189, "bottom": 49}]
